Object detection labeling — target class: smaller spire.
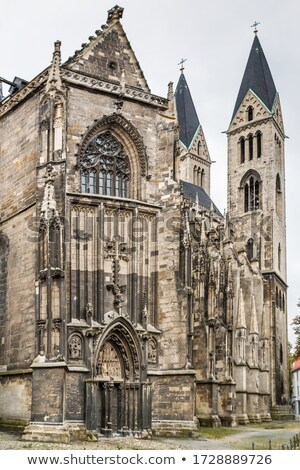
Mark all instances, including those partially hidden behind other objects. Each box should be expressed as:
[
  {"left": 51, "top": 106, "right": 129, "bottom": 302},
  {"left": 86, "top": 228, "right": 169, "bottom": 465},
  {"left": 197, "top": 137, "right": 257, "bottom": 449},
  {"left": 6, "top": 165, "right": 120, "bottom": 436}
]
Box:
[
  {"left": 250, "top": 294, "right": 259, "bottom": 334},
  {"left": 237, "top": 287, "right": 246, "bottom": 329},
  {"left": 261, "top": 303, "right": 269, "bottom": 339},
  {"left": 46, "top": 40, "right": 63, "bottom": 93},
  {"left": 174, "top": 72, "right": 200, "bottom": 149},
  {"left": 167, "top": 81, "right": 176, "bottom": 116}
]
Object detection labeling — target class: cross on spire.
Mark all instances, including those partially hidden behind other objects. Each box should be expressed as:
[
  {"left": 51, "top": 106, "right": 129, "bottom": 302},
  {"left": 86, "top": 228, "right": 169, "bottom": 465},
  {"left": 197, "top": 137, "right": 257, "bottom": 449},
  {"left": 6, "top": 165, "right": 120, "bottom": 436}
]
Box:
[
  {"left": 178, "top": 58, "right": 187, "bottom": 73},
  {"left": 251, "top": 21, "right": 260, "bottom": 35}
]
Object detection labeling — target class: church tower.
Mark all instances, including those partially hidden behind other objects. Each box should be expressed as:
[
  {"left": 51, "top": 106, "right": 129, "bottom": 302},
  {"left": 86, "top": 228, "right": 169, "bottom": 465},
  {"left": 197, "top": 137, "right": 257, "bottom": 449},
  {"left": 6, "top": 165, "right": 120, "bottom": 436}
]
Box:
[{"left": 227, "top": 30, "right": 289, "bottom": 410}]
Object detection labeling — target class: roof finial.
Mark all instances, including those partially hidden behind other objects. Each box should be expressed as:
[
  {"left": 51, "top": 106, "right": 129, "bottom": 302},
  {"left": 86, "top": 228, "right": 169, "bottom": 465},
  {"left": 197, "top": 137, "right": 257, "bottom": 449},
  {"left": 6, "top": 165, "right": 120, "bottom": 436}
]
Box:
[
  {"left": 178, "top": 58, "right": 187, "bottom": 73},
  {"left": 107, "top": 5, "right": 124, "bottom": 24},
  {"left": 251, "top": 21, "right": 260, "bottom": 35}
]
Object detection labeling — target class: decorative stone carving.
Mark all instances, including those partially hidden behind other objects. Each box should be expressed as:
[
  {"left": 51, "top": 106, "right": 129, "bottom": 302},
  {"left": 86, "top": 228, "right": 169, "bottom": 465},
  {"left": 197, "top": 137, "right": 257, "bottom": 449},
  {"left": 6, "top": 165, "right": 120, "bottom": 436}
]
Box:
[
  {"left": 85, "top": 303, "right": 94, "bottom": 321},
  {"left": 97, "top": 342, "right": 122, "bottom": 378},
  {"left": 147, "top": 338, "right": 157, "bottom": 365},
  {"left": 52, "top": 318, "right": 62, "bottom": 332},
  {"left": 68, "top": 333, "right": 83, "bottom": 360}
]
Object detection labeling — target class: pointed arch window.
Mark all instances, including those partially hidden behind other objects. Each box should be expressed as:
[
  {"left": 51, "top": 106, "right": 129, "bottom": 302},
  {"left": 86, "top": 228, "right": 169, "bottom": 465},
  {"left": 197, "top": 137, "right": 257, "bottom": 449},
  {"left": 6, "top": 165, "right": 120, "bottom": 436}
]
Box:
[
  {"left": 248, "top": 134, "right": 253, "bottom": 160},
  {"left": 242, "top": 171, "right": 261, "bottom": 212},
  {"left": 197, "top": 141, "right": 202, "bottom": 155},
  {"left": 80, "top": 131, "right": 130, "bottom": 197},
  {"left": 256, "top": 131, "right": 262, "bottom": 158},
  {"left": 247, "top": 106, "right": 254, "bottom": 122},
  {"left": 239, "top": 137, "right": 245, "bottom": 163},
  {"left": 193, "top": 165, "right": 197, "bottom": 184},
  {"left": 278, "top": 243, "right": 281, "bottom": 271}
]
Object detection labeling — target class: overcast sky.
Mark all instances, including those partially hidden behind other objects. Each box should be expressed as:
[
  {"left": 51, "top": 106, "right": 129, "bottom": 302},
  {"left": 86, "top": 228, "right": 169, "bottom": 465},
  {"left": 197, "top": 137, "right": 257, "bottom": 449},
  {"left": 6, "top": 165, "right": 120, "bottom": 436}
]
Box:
[{"left": 1, "top": 0, "right": 299, "bottom": 347}]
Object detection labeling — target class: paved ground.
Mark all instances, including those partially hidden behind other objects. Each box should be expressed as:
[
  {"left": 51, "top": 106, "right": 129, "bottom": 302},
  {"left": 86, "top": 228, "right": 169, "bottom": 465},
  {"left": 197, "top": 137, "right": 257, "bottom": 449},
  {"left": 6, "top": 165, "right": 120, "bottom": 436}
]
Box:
[{"left": 0, "top": 422, "right": 300, "bottom": 451}]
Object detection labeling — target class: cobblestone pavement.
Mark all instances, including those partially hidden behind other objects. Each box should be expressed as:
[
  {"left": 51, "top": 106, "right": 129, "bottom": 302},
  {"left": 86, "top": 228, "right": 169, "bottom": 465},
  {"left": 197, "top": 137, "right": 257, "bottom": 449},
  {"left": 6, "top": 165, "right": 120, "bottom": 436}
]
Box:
[{"left": 1, "top": 422, "right": 300, "bottom": 451}]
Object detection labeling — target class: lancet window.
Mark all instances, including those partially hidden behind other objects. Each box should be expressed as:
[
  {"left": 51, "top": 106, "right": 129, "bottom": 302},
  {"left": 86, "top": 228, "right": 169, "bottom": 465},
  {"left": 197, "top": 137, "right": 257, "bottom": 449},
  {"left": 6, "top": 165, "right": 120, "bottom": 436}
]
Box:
[{"left": 244, "top": 174, "right": 260, "bottom": 212}]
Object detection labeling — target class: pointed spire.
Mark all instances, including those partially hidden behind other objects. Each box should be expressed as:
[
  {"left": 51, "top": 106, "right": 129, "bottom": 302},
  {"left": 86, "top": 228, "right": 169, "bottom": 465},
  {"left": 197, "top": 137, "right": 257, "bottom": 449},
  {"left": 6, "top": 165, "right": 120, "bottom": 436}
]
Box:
[
  {"left": 232, "top": 35, "right": 277, "bottom": 120},
  {"left": 46, "top": 40, "right": 63, "bottom": 93},
  {"left": 250, "top": 294, "right": 259, "bottom": 334},
  {"left": 227, "top": 259, "right": 234, "bottom": 297},
  {"left": 237, "top": 288, "right": 246, "bottom": 329},
  {"left": 175, "top": 73, "right": 200, "bottom": 149}
]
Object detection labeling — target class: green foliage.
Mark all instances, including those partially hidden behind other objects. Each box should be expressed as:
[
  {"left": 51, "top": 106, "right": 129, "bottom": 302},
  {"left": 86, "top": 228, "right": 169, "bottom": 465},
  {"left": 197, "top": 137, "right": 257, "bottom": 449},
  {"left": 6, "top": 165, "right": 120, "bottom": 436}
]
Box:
[{"left": 291, "top": 315, "right": 300, "bottom": 358}]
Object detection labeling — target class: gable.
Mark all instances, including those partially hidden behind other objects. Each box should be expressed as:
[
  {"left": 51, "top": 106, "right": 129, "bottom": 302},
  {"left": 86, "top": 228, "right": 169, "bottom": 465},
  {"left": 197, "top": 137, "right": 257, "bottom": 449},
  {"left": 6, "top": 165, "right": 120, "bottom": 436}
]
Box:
[
  {"left": 228, "top": 90, "right": 272, "bottom": 132},
  {"left": 64, "top": 18, "right": 150, "bottom": 92},
  {"left": 188, "top": 126, "right": 211, "bottom": 162}
]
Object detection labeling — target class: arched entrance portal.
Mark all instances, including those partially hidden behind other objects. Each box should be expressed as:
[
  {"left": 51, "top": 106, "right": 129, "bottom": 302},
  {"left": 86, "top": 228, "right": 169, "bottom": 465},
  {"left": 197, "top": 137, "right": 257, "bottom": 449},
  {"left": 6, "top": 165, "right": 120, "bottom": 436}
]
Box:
[{"left": 86, "top": 318, "right": 151, "bottom": 437}]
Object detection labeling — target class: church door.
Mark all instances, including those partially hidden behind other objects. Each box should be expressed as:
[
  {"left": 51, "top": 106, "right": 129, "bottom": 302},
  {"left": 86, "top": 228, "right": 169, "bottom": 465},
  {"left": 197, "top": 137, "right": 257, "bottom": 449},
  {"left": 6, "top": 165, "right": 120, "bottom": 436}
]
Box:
[{"left": 86, "top": 320, "right": 149, "bottom": 437}]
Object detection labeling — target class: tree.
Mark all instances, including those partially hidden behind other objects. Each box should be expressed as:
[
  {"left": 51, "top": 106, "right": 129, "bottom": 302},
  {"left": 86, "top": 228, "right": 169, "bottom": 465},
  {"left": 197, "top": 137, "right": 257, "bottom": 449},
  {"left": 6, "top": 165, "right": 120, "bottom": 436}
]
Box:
[{"left": 291, "top": 314, "right": 300, "bottom": 358}]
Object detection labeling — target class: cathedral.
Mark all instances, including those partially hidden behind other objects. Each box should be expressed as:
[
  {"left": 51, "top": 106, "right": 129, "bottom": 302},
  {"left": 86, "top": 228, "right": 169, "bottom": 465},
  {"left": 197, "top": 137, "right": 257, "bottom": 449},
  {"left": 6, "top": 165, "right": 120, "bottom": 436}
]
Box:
[{"left": 0, "top": 5, "right": 291, "bottom": 442}]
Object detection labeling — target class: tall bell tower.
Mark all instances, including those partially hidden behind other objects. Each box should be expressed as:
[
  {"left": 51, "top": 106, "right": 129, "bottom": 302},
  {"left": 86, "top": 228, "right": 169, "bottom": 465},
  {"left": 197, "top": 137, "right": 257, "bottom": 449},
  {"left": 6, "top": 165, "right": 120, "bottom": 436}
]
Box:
[{"left": 227, "top": 29, "right": 289, "bottom": 409}]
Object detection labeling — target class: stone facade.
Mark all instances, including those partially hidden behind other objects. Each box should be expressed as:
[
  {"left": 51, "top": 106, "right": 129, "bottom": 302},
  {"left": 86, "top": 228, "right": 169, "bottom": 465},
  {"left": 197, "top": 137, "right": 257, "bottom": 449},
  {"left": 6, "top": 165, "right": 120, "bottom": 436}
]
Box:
[{"left": 0, "top": 5, "right": 291, "bottom": 441}]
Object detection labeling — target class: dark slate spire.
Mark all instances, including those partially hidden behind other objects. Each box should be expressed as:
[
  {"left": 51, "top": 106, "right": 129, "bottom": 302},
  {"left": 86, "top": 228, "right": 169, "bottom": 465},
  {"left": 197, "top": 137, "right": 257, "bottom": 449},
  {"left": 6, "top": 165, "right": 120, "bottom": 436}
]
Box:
[
  {"left": 175, "top": 73, "right": 200, "bottom": 149},
  {"left": 232, "top": 35, "right": 277, "bottom": 120}
]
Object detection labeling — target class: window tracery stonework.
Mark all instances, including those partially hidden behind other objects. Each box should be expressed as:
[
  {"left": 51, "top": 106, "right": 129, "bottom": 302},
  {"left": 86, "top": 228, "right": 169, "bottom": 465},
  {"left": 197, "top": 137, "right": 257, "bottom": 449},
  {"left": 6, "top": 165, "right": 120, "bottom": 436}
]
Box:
[
  {"left": 80, "top": 130, "right": 130, "bottom": 197},
  {"left": 77, "top": 113, "right": 148, "bottom": 177}
]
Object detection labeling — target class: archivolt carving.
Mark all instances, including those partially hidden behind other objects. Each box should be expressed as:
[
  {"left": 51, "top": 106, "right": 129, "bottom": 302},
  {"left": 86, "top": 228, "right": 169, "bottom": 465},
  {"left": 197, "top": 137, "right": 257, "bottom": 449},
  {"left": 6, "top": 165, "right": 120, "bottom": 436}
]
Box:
[
  {"left": 96, "top": 342, "right": 122, "bottom": 378},
  {"left": 94, "top": 318, "right": 142, "bottom": 382}
]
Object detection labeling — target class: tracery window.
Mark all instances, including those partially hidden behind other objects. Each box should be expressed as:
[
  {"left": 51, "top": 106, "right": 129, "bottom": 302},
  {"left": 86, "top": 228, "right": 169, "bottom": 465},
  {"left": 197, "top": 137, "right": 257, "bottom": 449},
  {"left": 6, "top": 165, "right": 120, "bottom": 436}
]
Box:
[
  {"left": 244, "top": 174, "right": 260, "bottom": 212},
  {"left": 80, "top": 131, "right": 130, "bottom": 197}
]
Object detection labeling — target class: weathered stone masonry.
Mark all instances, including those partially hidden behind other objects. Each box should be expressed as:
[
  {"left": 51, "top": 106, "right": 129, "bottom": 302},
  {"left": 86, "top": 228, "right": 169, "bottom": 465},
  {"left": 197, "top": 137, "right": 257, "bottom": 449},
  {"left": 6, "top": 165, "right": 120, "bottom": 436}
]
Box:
[{"left": 0, "top": 5, "right": 292, "bottom": 441}]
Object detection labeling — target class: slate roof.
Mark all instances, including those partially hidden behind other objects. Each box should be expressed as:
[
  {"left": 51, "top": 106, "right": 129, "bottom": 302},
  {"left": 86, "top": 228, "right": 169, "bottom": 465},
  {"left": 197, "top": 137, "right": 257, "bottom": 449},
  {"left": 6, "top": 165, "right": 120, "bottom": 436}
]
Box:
[
  {"left": 181, "top": 180, "right": 223, "bottom": 217},
  {"left": 232, "top": 35, "right": 277, "bottom": 120},
  {"left": 175, "top": 73, "right": 200, "bottom": 149}
]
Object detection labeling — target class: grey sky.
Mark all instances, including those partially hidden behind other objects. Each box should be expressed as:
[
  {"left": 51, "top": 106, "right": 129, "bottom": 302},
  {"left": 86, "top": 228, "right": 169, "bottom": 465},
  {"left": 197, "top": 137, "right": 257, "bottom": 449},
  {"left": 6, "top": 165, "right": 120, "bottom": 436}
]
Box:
[{"left": 1, "top": 0, "right": 299, "bottom": 346}]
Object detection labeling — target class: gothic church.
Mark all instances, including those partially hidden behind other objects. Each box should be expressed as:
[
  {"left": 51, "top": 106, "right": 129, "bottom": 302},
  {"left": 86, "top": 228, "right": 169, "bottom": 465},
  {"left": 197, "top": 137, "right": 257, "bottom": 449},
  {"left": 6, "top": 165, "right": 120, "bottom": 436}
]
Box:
[{"left": 0, "top": 5, "right": 291, "bottom": 441}]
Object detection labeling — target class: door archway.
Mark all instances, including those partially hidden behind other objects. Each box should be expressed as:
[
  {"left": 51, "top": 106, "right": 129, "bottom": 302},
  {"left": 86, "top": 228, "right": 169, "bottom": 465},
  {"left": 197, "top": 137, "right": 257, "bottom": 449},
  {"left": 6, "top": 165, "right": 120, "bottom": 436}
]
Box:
[{"left": 86, "top": 318, "right": 150, "bottom": 437}]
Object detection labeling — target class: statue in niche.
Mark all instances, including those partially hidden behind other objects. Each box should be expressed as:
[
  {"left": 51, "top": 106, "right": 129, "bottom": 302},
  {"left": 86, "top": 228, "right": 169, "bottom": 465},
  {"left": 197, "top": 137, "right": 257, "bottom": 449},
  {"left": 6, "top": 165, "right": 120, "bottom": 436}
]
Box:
[
  {"left": 69, "top": 334, "right": 83, "bottom": 359},
  {"left": 147, "top": 338, "right": 157, "bottom": 364},
  {"left": 85, "top": 302, "right": 93, "bottom": 321}
]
